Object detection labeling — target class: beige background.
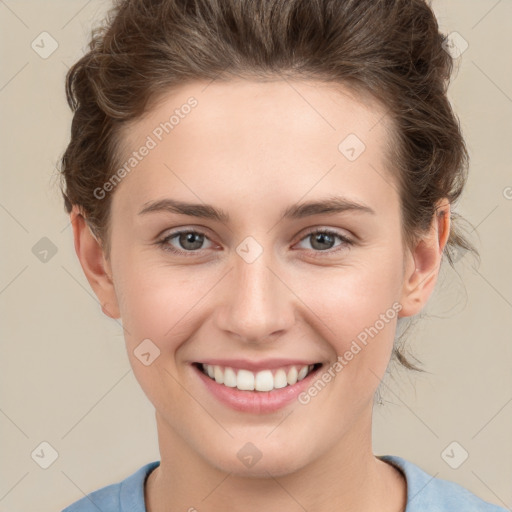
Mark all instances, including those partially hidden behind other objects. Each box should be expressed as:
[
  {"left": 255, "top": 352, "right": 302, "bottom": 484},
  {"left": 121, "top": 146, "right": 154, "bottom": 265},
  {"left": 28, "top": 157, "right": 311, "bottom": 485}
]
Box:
[{"left": 0, "top": 1, "right": 511, "bottom": 511}]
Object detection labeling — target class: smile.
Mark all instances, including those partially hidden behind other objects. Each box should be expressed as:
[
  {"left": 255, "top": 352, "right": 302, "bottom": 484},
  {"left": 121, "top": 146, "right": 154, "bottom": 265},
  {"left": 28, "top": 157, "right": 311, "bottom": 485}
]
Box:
[
  {"left": 197, "top": 362, "right": 321, "bottom": 392},
  {"left": 192, "top": 361, "right": 324, "bottom": 413}
]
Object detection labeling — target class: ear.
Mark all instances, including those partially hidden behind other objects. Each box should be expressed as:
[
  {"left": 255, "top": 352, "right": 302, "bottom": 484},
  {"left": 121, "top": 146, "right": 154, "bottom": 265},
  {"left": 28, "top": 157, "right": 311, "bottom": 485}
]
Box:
[
  {"left": 70, "top": 205, "right": 121, "bottom": 319},
  {"left": 398, "top": 199, "right": 451, "bottom": 318}
]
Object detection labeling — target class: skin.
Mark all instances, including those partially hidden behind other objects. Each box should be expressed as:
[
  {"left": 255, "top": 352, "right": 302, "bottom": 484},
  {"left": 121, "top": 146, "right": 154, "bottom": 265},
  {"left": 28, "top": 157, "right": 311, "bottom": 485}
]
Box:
[{"left": 71, "top": 78, "right": 450, "bottom": 512}]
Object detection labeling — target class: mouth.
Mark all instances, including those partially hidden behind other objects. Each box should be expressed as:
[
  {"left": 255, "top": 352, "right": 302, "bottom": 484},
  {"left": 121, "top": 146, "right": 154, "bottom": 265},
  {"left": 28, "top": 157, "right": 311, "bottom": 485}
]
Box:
[
  {"left": 191, "top": 361, "right": 324, "bottom": 413},
  {"left": 193, "top": 362, "right": 323, "bottom": 392}
]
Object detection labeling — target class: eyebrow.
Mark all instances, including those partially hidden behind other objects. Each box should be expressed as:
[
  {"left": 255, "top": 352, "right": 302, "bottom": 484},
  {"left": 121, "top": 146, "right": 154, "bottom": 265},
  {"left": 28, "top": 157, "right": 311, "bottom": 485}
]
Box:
[{"left": 138, "top": 195, "right": 376, "bottom": 223}]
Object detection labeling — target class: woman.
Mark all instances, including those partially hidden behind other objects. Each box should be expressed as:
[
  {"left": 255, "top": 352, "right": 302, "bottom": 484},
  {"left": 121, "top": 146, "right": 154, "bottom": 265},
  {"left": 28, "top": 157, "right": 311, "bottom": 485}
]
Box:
[{"left": 59, "top": 0, "right": 507, "bottom": 510}]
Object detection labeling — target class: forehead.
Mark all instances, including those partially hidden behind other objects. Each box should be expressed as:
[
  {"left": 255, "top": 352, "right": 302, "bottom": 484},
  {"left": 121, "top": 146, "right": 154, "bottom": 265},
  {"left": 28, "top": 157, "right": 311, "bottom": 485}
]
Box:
[
  {"left": 112, "top": 79, "right": 398, "bottom": 220},
  {"left": 123, "top": 78, "right": 388, "bottom": 146}
]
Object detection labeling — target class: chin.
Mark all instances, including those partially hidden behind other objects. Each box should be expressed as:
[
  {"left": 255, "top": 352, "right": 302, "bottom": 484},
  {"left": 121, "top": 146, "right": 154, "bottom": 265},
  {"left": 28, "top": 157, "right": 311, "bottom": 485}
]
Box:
[{"left": 200, "top": 437, "right": 314, "bottom": 478}]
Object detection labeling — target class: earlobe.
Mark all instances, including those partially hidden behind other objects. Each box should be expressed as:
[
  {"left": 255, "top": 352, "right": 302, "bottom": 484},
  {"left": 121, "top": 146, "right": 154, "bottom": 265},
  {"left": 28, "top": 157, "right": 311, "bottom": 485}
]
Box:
[
  {"left": 70, "top": 206, "right": 121, "bottom": 319},
  {"left": 398, "top": 200, "right": 451, "bottom": 318}
]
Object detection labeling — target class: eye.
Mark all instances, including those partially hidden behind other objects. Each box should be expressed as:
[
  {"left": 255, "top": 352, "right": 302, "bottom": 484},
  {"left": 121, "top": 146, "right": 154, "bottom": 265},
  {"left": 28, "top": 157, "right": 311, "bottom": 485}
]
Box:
[
  {"left": 156, "top": 227, "right": 354, "bottom": 257},
  {"left": 157, "top": 229, "right": 214, "bottom": 256},
  {"left": 294, "top": 228, "right": 354, "bottom": 255}
]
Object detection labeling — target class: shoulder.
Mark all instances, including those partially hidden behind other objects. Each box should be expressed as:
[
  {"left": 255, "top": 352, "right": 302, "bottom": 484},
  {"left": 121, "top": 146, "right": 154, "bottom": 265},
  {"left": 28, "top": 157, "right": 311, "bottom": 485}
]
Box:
[
  {"left": 61, "top": 461, "right": 160, "bottom": 512},
  {"left": 378, "top": 455, "right": 508, "bottom": 512}
]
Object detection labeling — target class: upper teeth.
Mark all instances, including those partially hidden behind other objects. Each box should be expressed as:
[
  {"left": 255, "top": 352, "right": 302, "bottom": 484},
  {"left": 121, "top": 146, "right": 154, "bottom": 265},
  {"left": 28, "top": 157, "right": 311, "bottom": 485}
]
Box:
[{"left": 201, "top": 364, "right": 315, "bottom": 392}]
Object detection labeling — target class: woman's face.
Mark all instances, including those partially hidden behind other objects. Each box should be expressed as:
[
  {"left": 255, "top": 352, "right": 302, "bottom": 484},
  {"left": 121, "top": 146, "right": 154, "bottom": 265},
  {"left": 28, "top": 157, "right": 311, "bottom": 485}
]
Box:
[{"left": 85, "top": 79, "right": 438, "bottom": 477}]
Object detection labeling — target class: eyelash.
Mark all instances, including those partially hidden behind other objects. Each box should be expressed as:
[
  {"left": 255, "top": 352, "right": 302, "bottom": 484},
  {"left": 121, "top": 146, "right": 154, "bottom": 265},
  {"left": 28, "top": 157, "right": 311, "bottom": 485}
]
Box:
[{"left": 156, "top": 227, "right": 354, "bottom": 258}]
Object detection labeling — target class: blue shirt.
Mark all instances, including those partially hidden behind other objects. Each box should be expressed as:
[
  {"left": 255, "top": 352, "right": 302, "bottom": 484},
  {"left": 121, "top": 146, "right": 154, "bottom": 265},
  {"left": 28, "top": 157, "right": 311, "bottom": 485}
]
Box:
[{"left": 61, "top": 455, "right": 508, "bottom": 511}]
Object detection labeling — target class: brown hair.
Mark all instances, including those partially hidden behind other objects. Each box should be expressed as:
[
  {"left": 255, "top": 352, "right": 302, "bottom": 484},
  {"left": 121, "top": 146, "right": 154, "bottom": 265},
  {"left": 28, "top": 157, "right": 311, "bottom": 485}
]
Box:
[{"left": 58, "top": 0, "right": 478, "bottom": 372}]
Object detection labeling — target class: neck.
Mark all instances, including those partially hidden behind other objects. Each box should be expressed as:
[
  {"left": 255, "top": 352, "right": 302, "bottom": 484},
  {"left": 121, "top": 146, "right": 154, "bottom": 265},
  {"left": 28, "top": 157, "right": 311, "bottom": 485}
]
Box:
[{"left": 145, "top": 406, "right": 406, "bottom": 512}]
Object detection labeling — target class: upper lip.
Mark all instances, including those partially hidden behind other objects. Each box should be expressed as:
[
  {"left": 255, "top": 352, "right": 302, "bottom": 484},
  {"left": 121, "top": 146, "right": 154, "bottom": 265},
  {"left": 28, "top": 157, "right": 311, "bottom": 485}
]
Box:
[{"left": 194, "top": 359, "right": 321, "bottom": 371}]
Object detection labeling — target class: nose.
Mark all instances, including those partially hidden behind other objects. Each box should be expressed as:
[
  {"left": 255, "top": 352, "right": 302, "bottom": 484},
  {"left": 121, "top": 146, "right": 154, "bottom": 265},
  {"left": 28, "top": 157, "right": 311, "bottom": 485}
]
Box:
[{"left": 214, "top": 249, "right": 296, "bottom": 345}]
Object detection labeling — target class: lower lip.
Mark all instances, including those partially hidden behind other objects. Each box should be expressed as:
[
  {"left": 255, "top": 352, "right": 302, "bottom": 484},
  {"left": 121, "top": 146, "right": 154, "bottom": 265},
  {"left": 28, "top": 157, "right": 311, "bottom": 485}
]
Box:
[{"left": 193, "top": 364, "right": 322, "bottom": 414}]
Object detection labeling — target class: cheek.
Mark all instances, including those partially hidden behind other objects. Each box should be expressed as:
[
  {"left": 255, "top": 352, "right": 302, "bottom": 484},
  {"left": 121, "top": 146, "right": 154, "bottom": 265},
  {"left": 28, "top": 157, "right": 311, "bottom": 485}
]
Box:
[
  {"left": 113, "top": 255, "right": 216, "bottom": 354},
  {"left": 292, "top": 253, "right": 402, "bottom": 377},
  {"left": 113, "top": 264, "right": 200, "bottom": 410},
  {"left": 119, "top": 277, "right": 186, "bottom": 344},
  {"left": 302, "top": 256, "right": 401, "bottom": 332}
]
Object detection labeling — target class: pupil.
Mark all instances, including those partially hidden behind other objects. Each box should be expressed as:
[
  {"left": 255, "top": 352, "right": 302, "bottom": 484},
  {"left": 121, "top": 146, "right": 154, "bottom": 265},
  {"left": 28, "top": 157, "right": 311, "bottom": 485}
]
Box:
[
  {"left": 181, "top": 232, "right": 203, "bottom": 250},
  {"left": 313, "top": 233, "right": 333, "bottom": 250}
]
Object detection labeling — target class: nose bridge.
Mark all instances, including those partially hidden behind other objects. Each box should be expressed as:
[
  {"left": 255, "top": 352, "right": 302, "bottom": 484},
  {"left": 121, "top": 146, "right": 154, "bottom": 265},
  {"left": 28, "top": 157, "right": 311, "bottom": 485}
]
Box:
[{"left": 219, "top": 244, "right": 293, "bottom": 343}]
